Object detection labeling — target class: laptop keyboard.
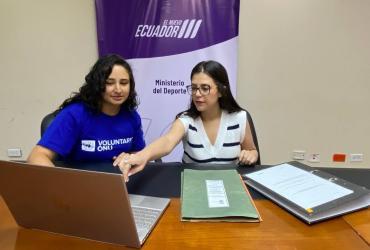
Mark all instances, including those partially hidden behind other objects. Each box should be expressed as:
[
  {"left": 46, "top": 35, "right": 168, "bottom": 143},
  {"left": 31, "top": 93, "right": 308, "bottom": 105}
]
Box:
[{"left": 132, "top": 206, "right": 161, "bottom": 241}]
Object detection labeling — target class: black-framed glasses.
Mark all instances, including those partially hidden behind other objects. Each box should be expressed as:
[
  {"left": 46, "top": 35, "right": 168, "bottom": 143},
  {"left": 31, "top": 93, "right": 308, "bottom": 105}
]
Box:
[{"left": 186, "top": 84, "right": 211, "bottom": 96}]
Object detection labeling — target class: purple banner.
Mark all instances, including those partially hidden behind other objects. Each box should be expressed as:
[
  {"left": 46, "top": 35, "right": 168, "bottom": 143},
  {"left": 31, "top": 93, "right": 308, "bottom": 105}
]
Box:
[
  {"left": 96, "top": 0, "right": 239, "bottom": 59},
  {"left": 95, "top": 0, "right": 240, "bottom": 161}
]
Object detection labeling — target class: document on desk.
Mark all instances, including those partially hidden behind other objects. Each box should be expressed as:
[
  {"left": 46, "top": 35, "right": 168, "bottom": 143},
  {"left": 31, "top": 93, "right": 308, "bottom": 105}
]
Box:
[
  {"left": 244, "top": 161, "right": 370, "bottom": 224},
  {"left": 181, "top": 169, "right": 261, "bottom": 222},
  {"left": 246, "top": 163, "right": 353, "bottom": 210}
]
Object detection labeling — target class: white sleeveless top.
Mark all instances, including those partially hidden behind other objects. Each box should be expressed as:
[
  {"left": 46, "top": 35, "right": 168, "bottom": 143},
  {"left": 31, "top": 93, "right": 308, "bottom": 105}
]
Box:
[{"left": 178, "top": 110, "right": 247, "bottom": 164}]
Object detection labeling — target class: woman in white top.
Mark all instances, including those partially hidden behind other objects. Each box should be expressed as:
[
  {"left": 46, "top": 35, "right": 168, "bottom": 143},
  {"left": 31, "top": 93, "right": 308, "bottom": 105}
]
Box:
[{"left": 114, "top": 60, "right": 259, "bottom": 182}]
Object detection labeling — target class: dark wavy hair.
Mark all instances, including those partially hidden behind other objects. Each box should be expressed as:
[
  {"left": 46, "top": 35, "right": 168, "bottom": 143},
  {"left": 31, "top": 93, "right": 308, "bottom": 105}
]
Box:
[
  {"left": 57, "top": 54, "right": 138, "bottom": 113},
  {"left": 177, "top": 60, "right": 243, "bottom": 119}
]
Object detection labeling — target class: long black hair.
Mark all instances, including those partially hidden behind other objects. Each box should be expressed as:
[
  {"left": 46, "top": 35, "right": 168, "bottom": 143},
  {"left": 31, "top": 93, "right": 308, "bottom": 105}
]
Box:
[
  {"left": 177, "top": 60, "right": 243, "bottom": 118},
  {"left": 58, "top": 54, "right": 138, "bottom": 113}
]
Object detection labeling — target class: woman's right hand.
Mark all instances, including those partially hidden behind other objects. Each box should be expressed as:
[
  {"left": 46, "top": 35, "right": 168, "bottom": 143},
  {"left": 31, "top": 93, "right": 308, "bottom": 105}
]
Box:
[{"left": 113, "top": 151, "right": 149, "bottom": 182}]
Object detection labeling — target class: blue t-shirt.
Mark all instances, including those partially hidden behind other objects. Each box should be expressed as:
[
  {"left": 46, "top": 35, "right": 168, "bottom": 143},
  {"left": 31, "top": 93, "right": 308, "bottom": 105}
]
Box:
[{"left": 38, "top": 102, "right": 145, "bottom": 161}]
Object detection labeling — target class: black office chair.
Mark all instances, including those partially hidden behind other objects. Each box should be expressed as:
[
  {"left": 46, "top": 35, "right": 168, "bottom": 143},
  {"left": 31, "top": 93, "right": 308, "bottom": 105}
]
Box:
[
  {"left": 40, "top": 111, "right": 58, "bottom": 136},
  {"left": 246, "top": 110, "right": 261, "bottom": 165}
]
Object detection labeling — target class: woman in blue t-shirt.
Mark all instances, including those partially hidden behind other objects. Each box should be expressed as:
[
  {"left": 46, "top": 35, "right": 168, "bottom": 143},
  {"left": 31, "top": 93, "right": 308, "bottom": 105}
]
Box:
[{"left": 27, "top": 54, "right": 145, "bottom": 167}]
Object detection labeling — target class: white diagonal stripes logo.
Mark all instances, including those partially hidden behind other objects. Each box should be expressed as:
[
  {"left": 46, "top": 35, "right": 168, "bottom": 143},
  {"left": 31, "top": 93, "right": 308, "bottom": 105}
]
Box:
[{"left": 177, "top": 19, "right": 202, "bottom": 39}]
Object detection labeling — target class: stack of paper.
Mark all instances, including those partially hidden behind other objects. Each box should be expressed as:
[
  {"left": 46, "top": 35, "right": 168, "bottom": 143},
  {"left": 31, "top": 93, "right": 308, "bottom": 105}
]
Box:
[{"left": 244, "top": 162, "right": 370, "bottom": 224}]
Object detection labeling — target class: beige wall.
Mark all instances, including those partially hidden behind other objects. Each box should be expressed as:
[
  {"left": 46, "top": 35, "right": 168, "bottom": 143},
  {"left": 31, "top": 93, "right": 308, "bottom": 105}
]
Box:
[
  {"left": 0, "top": 0, "right": 98, "bottom": 162},
  {"left": 238, "top": 0, "right": 370, "bottom": 167},
  {"left": 0, "top": 0, "right": 369, "bottom": 168}
]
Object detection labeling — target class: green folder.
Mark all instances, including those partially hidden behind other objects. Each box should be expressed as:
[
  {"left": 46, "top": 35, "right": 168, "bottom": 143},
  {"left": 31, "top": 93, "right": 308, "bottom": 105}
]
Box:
[{"left": 181, "top": 169, "right": 261, "bottom": 222}]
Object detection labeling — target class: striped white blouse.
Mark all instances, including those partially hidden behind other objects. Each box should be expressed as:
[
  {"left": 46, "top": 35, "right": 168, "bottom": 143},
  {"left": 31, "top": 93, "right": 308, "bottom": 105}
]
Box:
[{"left": 178, "top": 110, "right": 247, "bottom": 164}]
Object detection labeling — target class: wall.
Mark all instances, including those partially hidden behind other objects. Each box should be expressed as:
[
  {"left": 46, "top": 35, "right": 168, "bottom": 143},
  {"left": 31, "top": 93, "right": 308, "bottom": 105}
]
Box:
[
  {"left": 0, "top": 0, "right": 369, "bottom": 168},
  {"left": 238, "top": 0, "right": 370, "bottom": 168},
  {"left": 0, "top": 0, "right": 97, "bottom": 162}
]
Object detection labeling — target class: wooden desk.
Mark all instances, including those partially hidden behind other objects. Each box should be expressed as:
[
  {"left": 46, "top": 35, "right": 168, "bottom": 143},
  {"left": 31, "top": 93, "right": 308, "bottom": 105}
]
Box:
[
  {"left": 343, "top": 208, "right": 370, "bottom": 244},
  {"left": 1, "top": 196, "right": 368, "bottom": 250}
]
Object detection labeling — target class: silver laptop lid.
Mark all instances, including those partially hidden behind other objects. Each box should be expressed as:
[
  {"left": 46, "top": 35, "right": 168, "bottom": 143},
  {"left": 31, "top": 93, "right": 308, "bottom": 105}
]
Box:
[{"left": 0, "top": 160, "right": 142, "bottom": 247}]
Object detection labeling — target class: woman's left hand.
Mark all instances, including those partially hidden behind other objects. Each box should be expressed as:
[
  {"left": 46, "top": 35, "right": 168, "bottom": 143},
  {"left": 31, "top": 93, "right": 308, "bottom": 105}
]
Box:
[{"left": 238, "top": 149, "right": 259, "bottom": 165}]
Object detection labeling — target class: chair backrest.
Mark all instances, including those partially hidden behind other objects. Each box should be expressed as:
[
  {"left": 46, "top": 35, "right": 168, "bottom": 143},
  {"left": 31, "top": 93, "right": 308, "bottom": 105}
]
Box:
[
  {"left": 40, "top": 112, "right": 58, "bottom": 136},
  {"left": 246, "top": 110, "right": 261, "bottom": 165}
]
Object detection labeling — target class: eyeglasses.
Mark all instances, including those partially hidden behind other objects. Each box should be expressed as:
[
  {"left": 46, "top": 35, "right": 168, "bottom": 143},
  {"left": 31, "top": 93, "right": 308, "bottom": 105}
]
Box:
[{"left": 186, "top": 84, "right": 211, "bottom": 96}]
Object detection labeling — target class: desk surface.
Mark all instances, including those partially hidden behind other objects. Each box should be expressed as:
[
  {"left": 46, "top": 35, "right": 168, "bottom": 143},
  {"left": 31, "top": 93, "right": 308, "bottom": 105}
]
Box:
[
  {"left": 1, "top": 196, "right": 369, "bottom": 250},
  {"left": 1, "top": 162, "right": 369, "bottom": 249},
  {"left": 56, "top": 161, "right": 370, "bottom": 198}
]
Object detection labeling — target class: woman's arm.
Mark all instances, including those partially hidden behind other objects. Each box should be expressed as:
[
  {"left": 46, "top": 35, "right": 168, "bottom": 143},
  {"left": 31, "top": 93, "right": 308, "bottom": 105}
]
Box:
[
  {"left": 27, "top": 145, "right": 58, "bottom": 167},
  {"left": 114, "top": 119, "right": 186, "bottom": 181},
  {"left": 239, "top": 121, "right": 259, "bottom": 165}
]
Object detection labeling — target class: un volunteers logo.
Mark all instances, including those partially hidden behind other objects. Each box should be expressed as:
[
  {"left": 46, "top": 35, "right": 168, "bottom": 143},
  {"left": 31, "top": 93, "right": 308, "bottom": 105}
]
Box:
[{"left": 81, "top": 140, "right": 96, "bottom": 152}]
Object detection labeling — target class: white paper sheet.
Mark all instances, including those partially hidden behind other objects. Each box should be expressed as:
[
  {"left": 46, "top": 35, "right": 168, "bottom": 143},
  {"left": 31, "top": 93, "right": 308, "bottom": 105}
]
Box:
[
  {"left": 245, "top": 163, "right": 353, "bottom": 209},
  {"left": 206, "top": 180, "right": 229, "bottom": 208}
]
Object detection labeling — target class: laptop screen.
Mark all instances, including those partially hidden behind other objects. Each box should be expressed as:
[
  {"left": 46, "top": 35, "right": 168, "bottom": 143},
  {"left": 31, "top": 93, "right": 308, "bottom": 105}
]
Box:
[{"left": 0, "top": 160, "right": 169, "bottom": 248}]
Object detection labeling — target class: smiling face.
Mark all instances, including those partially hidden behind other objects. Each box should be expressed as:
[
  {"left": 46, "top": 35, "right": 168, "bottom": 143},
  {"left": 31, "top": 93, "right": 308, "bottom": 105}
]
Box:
[
  {"left": 191, "top": 72, "right": 221, "bottom": 113},
  {"left": 101, "top": 65, "right": 130, "bottom": 115}
]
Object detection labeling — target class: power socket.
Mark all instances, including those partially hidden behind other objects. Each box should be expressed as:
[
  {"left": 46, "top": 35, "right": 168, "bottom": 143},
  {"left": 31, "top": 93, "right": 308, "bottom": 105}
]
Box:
[
  {"left": 308, "top": 153, "right": 320, "bottom": 163},
  {"left": 7, "top": 148, "right": 22, "bottom": 158},
  {"left": 292, "top": 150, "right": 305, "bottom": 160},
  {"left": 350, "top": 153, "right": 363, "bottom": 162}
]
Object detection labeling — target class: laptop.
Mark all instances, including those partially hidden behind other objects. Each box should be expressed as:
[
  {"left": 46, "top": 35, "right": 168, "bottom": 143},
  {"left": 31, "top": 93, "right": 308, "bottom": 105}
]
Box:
[{"left": 0, "top": 160, "right": 170, "bottom": 248}]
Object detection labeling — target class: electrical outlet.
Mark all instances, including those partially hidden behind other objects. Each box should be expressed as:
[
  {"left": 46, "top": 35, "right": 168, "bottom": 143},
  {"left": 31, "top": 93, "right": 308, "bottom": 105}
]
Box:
[
  {"left": 350, "top": 153, "right": 363, "bottom": 162},
  {"left": 7, "top": 148, "right": 22, "bottom": 158},
  {"left": 308, "top": 153, "right": 320, "bottom": 163},
  {"left": 292, "top": 150, "right": 305, "bottom": 160}
]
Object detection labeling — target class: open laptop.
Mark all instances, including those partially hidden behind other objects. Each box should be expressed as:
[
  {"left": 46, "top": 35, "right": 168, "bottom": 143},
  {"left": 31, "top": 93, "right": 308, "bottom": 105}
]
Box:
[{"left": 0, "top": 160, "right": 170, "bottom": 248}]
